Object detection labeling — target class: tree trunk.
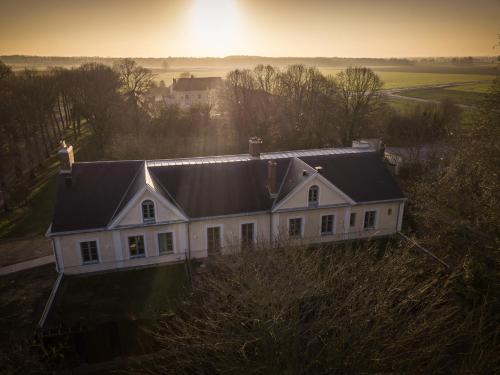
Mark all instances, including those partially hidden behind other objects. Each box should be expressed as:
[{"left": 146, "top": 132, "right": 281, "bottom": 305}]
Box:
[{"left": 57, "top": 97, "right": 67, "bottom": 129}]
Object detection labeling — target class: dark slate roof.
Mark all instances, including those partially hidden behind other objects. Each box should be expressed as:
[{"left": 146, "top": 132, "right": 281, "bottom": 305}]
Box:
[
  {"left": 50, "top": 151, "right": 404, "bottom": 233},
  {"left": 149, "top": 159, "right": 289, "bottom": 218},
  {"left": 51, "top": 161, "right": 143, "bottom": 232},
  {"left": 299, "top": 153, "right": 405, "bottom": 202},
  {"left": 172, "top": 77, "right": 222, "bottom": 92}
]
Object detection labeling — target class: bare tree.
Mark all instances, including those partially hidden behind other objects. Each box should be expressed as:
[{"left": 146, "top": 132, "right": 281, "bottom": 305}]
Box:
[
  {"left": 113, "top": 58, "right": 155, "bottom": 109},
  {"left": 336, "top": 67, "right": 384, "bottom": 145}
]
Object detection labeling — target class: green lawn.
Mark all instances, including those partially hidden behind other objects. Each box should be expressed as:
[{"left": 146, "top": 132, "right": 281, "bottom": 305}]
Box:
[
  {"left": 46, "top": 263, "right": 190, "bottom": 328},
  {"left": 0, "top": 264, "right": 58, "bottom": 341},
  {"left": 0, "top": 126, "right": 97, "bottom": 240},
  {"left": 398, "top": 87, "right": 487, "bottom": 106},
  {"left": 0, "top": 163, "right": 59, "bottom": 239}
]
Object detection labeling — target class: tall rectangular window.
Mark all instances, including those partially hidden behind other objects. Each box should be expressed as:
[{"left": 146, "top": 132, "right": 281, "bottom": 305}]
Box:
[
  {"left": 321, "top": 215, "right": 334, "bottom": 235},
  {"left": 158, "top": 232, "right": 174, "bottom": 254},
  {"left": 241, "top": 223, "right": 255, "bottom": 249},
  {"left": 364, "top": 211, "right": 377, "bottom": 229},
  {"left": 207, "top": 227, "right": 221, "bottom": 254},
  {"left": 289, "top": 218, "right": 302, "bottom": 238},
  {"left": 350, "top": 212, "right": 356, "bottom": 227},
  {"left": 128, "top": 235, "right": 145, "bottom": 258},
  {"left": 308, "top": 186, "right": 319, "bottom": 207},
  {"left": 80, "top": 241, "right": 99, "bottom": 264}
]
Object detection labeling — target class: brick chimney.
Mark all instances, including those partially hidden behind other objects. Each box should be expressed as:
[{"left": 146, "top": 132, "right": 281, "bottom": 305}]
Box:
[
  {"left": 267, "top": 160, "right": 278, "bottom": 197},
  {"left": 249, "top": 137, "right": 263, "bottom": 158},
  {"left": 57, "top": 141, "right": 74, "bottom": 186}
]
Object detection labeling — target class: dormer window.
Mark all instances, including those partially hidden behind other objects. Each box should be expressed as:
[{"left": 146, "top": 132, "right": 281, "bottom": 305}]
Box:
[
  {"left": 308, "top": 185, "right": 319, "bottom": 207},
  {"left": 142, "top": 200, "right": 155, "bottom": 223}
]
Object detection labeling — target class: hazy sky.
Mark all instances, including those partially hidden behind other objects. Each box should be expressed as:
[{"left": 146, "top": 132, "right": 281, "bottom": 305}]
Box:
[{"left": 0, "top": 0, "right": 498, "bottom": 57}]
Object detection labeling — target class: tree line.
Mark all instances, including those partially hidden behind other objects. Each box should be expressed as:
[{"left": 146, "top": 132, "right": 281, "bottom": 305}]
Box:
[{"left": 0, "top": 59, "right": 459, "bottom": 209}]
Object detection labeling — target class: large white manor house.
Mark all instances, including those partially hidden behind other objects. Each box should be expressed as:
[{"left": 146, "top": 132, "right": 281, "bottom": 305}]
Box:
[{"left": 48, "top": 138, "right": 405, "bottom": 274}]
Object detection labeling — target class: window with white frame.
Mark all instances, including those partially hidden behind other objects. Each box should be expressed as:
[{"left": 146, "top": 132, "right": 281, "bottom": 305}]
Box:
[
  {"left": 308, "top": 185, "right": 319, "bottom": 207},
  {"left": 128, "top": 235, "right": 145, "bottom": 258},
  {"left": 364, "top": 210, "right": 377, "bottom": 229},
  {"left": 350, "top": 212, "right": 356, "bottom": 227},
  {"left": 207, "top": 226, "right": 221, "bottom": 254},
  {"left": 321, "top": 215, "right": 335, "bottom": 235},
  {"left": 142, "top": 200, "right": 155, "bottom": 223},
  {"left": 289, "top": 218, "right": 302, "bottom": 238},
  {"left": 241, "top": 223, "right": 255, "bottom": 249},
  {"left": 80, "top": 241, "right": 99, "bottom": 264},
  {"left": 158, "top": 232, "right": 174, "bottom": 254}
]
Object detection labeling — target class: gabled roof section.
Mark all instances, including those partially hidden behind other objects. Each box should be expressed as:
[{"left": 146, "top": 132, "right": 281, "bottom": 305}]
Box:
[
  {"left": 274, "top": 158, "right": 317, "bottom": 205},
  {"left": 108, "top": 162, "right": 188, "bottom": 227},
  {"left": 299, "top": 153, "right": 405, "bottom": 202},
  {"left": 51, "top": 161, "right": 143, "bottom": 233}
]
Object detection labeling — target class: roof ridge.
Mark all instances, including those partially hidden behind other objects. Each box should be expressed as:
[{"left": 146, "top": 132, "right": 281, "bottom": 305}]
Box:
[
  {"left": 73, "top": 148, "right": 378, "bottom": 167},
  {"left": 107, "top": 162, "right": 145, "bottom": 225}
]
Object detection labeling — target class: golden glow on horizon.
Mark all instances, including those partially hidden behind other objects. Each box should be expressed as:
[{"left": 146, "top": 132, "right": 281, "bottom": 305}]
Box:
[
  {"left": 188, "top": 0, "right": 241, "bottom": 56},
  {"left": 0, "top": 0, "right": 498, "bottom": 57}
]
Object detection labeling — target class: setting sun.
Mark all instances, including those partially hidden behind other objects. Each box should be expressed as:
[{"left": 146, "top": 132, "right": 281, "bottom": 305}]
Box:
[{"left": 188, "top": 0, "right": 241, "bottom": 56}]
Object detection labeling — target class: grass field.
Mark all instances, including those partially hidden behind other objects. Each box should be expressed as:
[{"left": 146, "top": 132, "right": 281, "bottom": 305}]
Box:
[
  {"left": 397, "top": 87, "right": 487, "bottom": 106},
  {"left": 154, "top": 67, "right": 495, "bottom": 90}
]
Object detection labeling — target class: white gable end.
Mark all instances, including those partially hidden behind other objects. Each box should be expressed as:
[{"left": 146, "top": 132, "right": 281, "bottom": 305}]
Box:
[
  {"left": 111, "top": 189, "right": 187, "bottom": 228},
  {"left": 276, "top": 174, "right": 353, "bottom": 210}
]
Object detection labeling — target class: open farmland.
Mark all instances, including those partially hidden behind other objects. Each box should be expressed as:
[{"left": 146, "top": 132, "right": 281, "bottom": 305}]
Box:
[
  {"left": 396, "top": 86, "right": 488, "bottom": 106},
  {"left": 153, "top": 66, "right": 495, "bottom": 90}
]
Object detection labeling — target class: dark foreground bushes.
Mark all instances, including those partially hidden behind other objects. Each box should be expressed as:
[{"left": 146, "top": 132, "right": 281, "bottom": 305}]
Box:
[{"left": 138, "top": 242, "right": 499, "bottom": 374}]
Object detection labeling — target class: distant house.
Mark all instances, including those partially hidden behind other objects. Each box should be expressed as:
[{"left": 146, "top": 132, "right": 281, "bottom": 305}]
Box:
[
  {"left": 166, "top": 76, "right": 222, "bottom": 108},
  {"left": 47, "top": 138, "right": 405, "bottom": 275}
]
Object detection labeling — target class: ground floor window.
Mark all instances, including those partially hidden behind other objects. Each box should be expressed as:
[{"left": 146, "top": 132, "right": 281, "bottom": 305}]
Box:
[
  {"left": 80, "top": 241, "right": 99, "bottom": 264},
  {"left": 207, "top": 226, "right": 221, "bottom": 254},
  {"left": 350, "top": 212, "right": 356, "bottom": 227},
  {"left": 364, "top": 210, "right": 377, "bottom": 229},
  {"left": 321, "top": 215, "right": 335, "bottom": 235},
  {"left": 289, "top": 218, "right": 303, "bottom": 238},
  {"left": 128, "top": 235, "right": 145, "bottom": 258},
  {"left": 158, "top": 232, "right": 174, "bottom": 254},
  {"left": 241, "top": 223, "right": 255, "bottom": 249}
]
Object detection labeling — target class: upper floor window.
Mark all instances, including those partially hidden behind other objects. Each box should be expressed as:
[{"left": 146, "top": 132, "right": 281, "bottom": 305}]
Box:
[
  {"left": 308, "top": 185, "right": 319, "bottom": 207},
  {"left": 129, "top": 235, "right": 145, "bottom": 258},
  {"left": 142, "top": 200, "right": 155, "bottom": 223},
  {"left": 289, "top": 218, "right": 303, "bottom": 238},
  {"left": 80, "top": 241, "right": 99, "bottom": 264},
  {"left": 364, "top": 210, "right": 377, "bottom": 229}
]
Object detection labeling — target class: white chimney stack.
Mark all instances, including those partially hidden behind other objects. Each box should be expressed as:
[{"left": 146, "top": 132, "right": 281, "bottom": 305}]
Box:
[
  {"left": 249, "top": 137, "right": 263, "bottom": 158},
  {"left": 57, "top": 140, "right": 74, "bottom": 175}
]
